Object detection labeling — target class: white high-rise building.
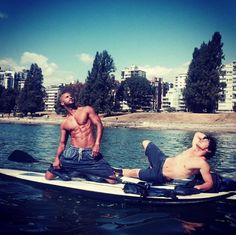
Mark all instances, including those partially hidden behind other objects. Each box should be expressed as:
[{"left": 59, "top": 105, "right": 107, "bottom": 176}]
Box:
[
  {"left": 0, "top": 71, "right": 4, "bottom": 87},
  {"left": 15, "top": 70, "right": 28, "bottom": 90},
  {"left": 161, "top": 73, "right": 187, "bottom": 111},
  {"left": 121, "top": 65, "right": 146, "bottom": 80},
  {"left": 174, "top": 73, "right": 186, "bottom": 89},
  {"left": 44, "top": 85, "right": 61, "bottom": 112},
  {"left": 218, "top": 61, "right": 236, "bottom": 111},
  {"left": 0, "top": 70, "right": 15, "bottom": 89}
]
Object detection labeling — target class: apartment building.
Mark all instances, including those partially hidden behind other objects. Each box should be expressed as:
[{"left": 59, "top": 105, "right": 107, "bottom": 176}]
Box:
[
  {"left": 174, "top": 73, "right": 186, "bottom": 89},
  {"left": 151, "top": 77, "right": 163, "bottom": 111},
  {"left": 161, "top": 73, "right": 187, "bottom": 111},
  {"left": 121, "top": 65, "right": 146, "bottom": 80},
  {"left": 0, "top": 69, "right": 29, "bottom": 90},
  {"left": 218, "top": 61, "right": 236, "bottom": 111},
  {"left": 14, "top": 70, "right": 29, "bottom": 90},
  {"left": 0, "top": 71, "right": 4, "bottom": 87},
  {"left": 0, "top": 70, "right": 15, "bottom": 89},
  {"left": 44, "top": 85, "right": 61, "bottom": 112}
]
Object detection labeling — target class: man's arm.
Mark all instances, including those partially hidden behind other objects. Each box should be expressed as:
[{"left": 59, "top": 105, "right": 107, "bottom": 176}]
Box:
[
  {"left": 52, "top": 124, "right": 68, "bottom": 168},
  {"left": 194, "top": 161, "right": 213, "bottom": 191},
  {"left": 192, "top": 132, "right": 206, "bottom": 148},
  {"left": 87, "top": 106, "right": 104, "bottom": 156}
]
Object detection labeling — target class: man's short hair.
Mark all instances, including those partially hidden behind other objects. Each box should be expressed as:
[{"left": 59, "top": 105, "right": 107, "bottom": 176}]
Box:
[
  {"left": 59, "top": 91, "right": 72, "bottom": 102},
  {"left": 204, "top": 135, "right": 217, "bottom": 159}
]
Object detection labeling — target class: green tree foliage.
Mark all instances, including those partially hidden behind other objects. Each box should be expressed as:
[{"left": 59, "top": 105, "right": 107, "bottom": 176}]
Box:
[
  {"left": 80, "top": 50, "right": 116, "bottom": 114},
  {"left": 218, "top": 81, "right": 227, "bottom": 102},
  {"left": 118, "top": 76, "right": 152, "bottom": 111},
  {"left": 184, "top": 32, "right": 224, "bottom": 113},
  {"left": 17, "top": 64, "right": 45, "bottom": 115},
  {"left": 0, "top": 86, "right": 18, "bottom": 115},
  {"left": 233, "top": 103, "right": 236, "bottom": 112},
  {"left": 0, "top": 85, "right": 5, "bottom": 113},
  {"left": 111, "top": 80, "right": 121, "bottom": 112},
  {"left": 3, "top": 88, "right": 18, "bottom": 115}
]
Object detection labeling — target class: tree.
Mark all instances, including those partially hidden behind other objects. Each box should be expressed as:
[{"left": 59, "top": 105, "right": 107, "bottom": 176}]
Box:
[
  {"left": 17, "top": 64, "right": 45, "bottom": 115},
  {"left": 184, "top": 32, "right": 224, "bottom": 113},
  {"left": 2, "top": 88, "right": 18, "bottom": 115},
  {"left": 80, "top": 50, "right": 116, "bottom": 114},
  {"left": 111, "top": 80, "right": 121, "bottom": 112},
  {"left": 119, "top": 76, "right": 152, "bottom": 112},
  {"left": 0, "top": 86, "right": 18, "bottom": 116},
  {"left": 218, "top": 81, "right": 227, "bottom": 102},
  {"left": 0, "top": 85, "right": 5, "bottom": 113},
  {"left": 233, "top": 103, "right": 236, "bottom": 112}
]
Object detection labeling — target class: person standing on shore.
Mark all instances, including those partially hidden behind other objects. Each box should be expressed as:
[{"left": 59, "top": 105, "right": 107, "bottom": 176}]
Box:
[
  {"left": 119, "top": 132, "right": 216, "bottom": 191},
  {"left": 45, "top": 92, "right": 116, "bottom": 183}
]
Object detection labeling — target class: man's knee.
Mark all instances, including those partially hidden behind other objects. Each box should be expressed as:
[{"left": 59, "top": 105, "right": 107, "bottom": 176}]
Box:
[
  {"left": 45, "top": 171, "right": 56, "bottom": 180},
  {"left": 122, "top": 169, "right": 140, "bottom": 178},
  {"left": 142, "top": 140, "right": 151, "bottom": 150},
  {"left": 106, "top": 175, "right": 117, "bottom": 184}
]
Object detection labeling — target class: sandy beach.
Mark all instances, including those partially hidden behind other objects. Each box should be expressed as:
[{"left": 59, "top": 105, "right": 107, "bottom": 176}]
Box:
[
  {"left": 0, "top": 112, "right": 236, "bottom": 133},
  {"left": 102, "top": 112, "right": 236, "bottom": 133}
]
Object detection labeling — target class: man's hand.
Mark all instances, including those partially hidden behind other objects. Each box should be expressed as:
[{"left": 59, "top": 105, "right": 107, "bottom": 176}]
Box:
[
  {"left": 92, "top": 144, "right": 100, "bottom": 157},
  {"left": 52, "top": 158, "right": 61, "bottom": 169}
]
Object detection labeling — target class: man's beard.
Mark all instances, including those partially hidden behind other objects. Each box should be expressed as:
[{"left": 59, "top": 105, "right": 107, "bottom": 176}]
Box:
[{"left": 67, "top": 103, "right": 77, "bottom": 109}]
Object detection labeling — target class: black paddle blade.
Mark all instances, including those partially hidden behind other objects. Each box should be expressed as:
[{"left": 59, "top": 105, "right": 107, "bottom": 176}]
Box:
[{"left": 8, "top": 150, "right": 39, "bottom": 163}]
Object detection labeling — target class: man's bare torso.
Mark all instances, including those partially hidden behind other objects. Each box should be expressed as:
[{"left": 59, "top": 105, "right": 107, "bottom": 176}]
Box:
[
  {"left": 163, "top": 148, "right": 204, "bottom": 179},
  {"left": 61, "top": 107, "right": 95, "bottom": 148}
]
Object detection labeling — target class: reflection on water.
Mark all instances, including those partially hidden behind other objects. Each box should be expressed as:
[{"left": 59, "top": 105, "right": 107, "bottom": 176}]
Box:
[
  {"left": 1, "top": 179, "right": 236, "bottom": 235},
  {"left": 0, "top": 123, "right": 236, "bottom": 234}
]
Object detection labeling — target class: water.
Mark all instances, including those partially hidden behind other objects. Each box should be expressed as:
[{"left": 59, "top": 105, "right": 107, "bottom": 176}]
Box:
[{"left": 0, "top": 123, "right": 236, "bottom": 234}]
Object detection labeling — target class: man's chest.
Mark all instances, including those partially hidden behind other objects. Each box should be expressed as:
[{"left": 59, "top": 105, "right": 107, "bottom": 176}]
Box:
[
  {"left": 64, "top": 115, "right": 90, "bottom": 130},
  {"left": 72, "top": 109, "right": 89, "bottom": 124}
]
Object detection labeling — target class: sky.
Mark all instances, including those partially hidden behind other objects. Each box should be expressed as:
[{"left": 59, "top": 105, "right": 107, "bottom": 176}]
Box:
[{"left": 0, "top": 0, "right": 236, "bottom": 86}]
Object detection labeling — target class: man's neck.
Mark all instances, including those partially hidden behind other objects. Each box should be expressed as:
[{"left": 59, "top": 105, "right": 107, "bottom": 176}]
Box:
[{"left": 65, "top": 105, "right": 77, "bottom": 116}]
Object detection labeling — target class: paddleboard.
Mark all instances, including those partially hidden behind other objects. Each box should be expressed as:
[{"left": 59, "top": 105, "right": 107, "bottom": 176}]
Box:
[{"left": 0, "top": 168, "right": 234, "bottom": 205}]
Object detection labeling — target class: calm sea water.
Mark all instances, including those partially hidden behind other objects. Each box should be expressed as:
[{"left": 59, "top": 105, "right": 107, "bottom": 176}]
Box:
[{"left": 0, "top": 123, "right": 236, "bottom": 234}]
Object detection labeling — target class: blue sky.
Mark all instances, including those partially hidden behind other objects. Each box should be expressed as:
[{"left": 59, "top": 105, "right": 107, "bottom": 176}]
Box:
[{"left": 0, "top": 0, "right": 235, "bottom": 86}]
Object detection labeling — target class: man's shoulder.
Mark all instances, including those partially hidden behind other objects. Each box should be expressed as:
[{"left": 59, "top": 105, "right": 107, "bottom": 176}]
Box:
[
  {"left": 188, "top": 156, "right": 209, "bottom": 168},
  {"left": 77, "top": 105, "right": 94, "bottom": 113},
  {"left": 60, "top": 116, "right": 71, "bottom": 127}
]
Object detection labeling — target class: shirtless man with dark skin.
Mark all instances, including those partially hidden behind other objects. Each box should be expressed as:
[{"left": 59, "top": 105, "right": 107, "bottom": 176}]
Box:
[
  {"left": 122, "top": 132, "right": 216, "bottom": 191},
  {"left": 45, "top": 92, "right": 116, "bottom": 183}
]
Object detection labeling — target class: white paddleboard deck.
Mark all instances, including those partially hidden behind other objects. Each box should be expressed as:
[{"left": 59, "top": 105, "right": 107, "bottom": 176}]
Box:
[{"left": 0, "top": 168, "right": 234, "bottom": 205}]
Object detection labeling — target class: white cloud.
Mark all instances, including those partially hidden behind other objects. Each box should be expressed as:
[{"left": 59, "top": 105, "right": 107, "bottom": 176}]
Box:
[
  {"left": 0, "top": 52, "right": 77, "bottom": 86},
  {"left": 0, "top": 12, "right": 8, "bottom": 19},
  {"left": 21, "top": 52, "right": 58, "bottom": 77},
  {"left": 140, "top": 65, "right": 172, "bottom": 79},
  {"left": 76, "top": 53, "right": 93, "bottom": 64},
  {"left": 140, "top": 62, "right": 190, "bottom": 82},
  {"left": 0, "top": 58, "right": 24, "bottom": 71},
  {"left": 46, "top": 69, "right": 77, "bottom": 87}
]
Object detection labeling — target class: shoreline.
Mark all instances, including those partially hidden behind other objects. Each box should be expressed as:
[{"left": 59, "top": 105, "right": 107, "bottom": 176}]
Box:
[
  {"left": 0, "top": 112, "right": 236, "bottom": 133},
  {"left": 102, "top": 121, "right": 236, "bottom": 133},
  {"left": 102, "top": 112, "right": 236, "bottom": 133}
]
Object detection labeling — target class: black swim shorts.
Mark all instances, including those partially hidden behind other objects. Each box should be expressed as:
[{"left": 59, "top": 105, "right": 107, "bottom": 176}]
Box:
[
  {"left": 48, "top": 146, "right": 114, "bottom": 180},
  {"left": 139, "top": 142, "right": 169, "bottom": 184}
]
